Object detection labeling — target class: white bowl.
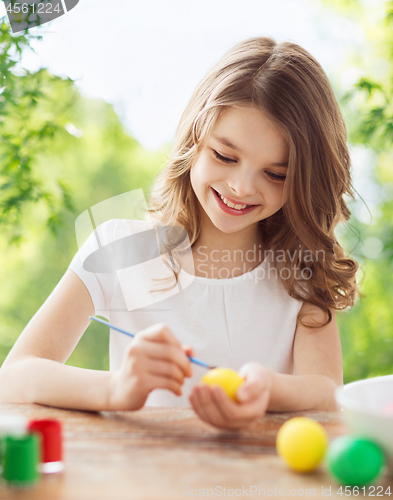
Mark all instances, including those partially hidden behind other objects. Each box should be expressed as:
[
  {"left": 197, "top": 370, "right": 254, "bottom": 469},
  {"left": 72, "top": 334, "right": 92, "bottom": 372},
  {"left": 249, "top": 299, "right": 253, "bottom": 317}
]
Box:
[{"left": 335, "top": 375, "right": 393, "bottom": 476}]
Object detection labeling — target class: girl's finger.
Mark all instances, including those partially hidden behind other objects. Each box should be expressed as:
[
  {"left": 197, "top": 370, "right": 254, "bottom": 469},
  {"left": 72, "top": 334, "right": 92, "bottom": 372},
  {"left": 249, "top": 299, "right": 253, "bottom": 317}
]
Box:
[
  {"left": 237, "top": 364, "right": 272, "bottom": 403},
  {"left": 209, "top": 386, "right": 245, "bottom": 424},
  {"left": 189, "top": 387, "right": 211, "bottom": 424},
  {"left": 137, "top": 323, "right": 182, "bottom": 348},
  {"left": 236, "top": 380, "right": 264, "bottom": 403},
  {"left": 182, "top": 344, "right": 195, "bottom": 357},
  {"left": 144, "top": 373, "right": 183, "bottom": 397},
  {"left": 193, "top": 386, "right": 224, "bottom": 427},
  {"left": 201, "top": 386, "right": 226, "bottom": 427},
  {"left": 207, "top": 387, "right": 252, "bottom": 430},
  {"left": 237, "top": 390, "right": 270, "bottom": 422},
  {"left": 144, "top": 358, "right": 185, "bottom": 385},
  {"left": 199, "top": 385, "right": 241, "bottom": 428},
  {"left": 137, "top": 339, "right": 193, "bottom": 378},
  {"left": 211, "top": 386, "right": 267, "bottom": 427}
]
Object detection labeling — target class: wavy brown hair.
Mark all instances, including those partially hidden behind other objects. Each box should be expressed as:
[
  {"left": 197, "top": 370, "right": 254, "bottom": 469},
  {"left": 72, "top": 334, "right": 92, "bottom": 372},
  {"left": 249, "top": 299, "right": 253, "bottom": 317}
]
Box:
[{"left": 147, "top": 36, "right": 361, "bottom": 328}]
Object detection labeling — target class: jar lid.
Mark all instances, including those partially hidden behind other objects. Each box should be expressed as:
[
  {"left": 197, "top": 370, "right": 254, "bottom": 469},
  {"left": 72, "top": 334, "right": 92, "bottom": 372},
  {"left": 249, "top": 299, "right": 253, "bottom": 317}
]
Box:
[{"left": 0, "top": 414, "right": 28, "bottom": 437}]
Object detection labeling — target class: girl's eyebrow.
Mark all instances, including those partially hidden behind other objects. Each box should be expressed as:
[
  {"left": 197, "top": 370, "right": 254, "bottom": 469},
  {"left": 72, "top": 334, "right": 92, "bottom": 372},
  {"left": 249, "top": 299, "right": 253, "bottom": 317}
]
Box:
[
  {"left": 212, "top": 134, "right": 243, "bottom": 152},
  {"left": 211, "top": 134, "right": 288, "bottom": 168}
]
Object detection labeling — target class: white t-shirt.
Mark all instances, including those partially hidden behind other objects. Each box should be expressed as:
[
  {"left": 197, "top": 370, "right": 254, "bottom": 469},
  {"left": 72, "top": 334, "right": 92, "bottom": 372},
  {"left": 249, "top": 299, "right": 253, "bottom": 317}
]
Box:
[{"left": 68, "top": 218, "right": 303, "bottom": 407}]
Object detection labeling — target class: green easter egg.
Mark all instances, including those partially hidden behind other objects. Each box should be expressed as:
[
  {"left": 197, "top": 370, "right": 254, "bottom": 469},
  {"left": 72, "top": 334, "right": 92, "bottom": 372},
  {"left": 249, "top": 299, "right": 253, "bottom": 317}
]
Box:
[{"left": 327, "top": 436, "right": 384, "bottom": 486}]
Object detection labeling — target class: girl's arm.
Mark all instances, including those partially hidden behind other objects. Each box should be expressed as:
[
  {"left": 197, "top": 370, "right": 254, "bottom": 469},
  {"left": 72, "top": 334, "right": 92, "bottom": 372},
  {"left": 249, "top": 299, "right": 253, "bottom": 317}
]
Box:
[
  {"left": 267, "top": 301, "right": 343, "bottom": 412},
  {"left": 0, "top": 269, "right": 192, "bottom": 411},
  {"left": 0, "top": 269, "right": 111, "bottom": 410}
]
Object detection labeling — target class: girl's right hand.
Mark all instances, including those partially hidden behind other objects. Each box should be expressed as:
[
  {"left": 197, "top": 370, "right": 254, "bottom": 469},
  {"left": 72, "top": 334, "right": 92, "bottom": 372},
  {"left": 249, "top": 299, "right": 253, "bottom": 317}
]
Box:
[{"left": 108, "top": 323, "right": 194, "bottom": 411}]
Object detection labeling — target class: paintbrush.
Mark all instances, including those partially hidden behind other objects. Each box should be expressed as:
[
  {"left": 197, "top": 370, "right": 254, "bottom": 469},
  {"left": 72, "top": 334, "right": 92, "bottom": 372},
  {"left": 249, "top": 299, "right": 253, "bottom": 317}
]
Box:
[{"left": 89, "top": 316, "right": 216, "bottom": 370}]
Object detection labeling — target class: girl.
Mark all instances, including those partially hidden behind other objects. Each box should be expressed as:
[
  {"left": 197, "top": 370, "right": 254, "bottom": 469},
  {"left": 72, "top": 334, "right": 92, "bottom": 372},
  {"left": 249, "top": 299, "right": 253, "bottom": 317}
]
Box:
[{"left": 0, "top": 37, "right": 359, "bottom": 430}]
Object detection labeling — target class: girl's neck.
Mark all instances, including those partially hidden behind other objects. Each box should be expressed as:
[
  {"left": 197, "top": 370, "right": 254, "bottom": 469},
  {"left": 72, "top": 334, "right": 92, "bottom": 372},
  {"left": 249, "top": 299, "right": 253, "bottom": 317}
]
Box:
[
  {"left": 194, "top": 210, "right": 263, "bottom": 253},
  {"left": 189, "top": 212, "right": 265, "bottom": 279}
]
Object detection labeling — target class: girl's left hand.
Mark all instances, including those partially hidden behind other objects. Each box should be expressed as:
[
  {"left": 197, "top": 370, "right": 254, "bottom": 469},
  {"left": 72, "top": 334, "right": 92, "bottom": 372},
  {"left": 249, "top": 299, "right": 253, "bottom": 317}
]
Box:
[{"left": 189, "top": 362, "right": 273, "bottom": 430}]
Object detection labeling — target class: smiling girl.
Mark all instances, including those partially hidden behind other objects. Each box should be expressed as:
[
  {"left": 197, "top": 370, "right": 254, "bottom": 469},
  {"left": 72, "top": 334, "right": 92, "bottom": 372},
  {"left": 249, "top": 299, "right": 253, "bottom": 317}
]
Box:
[{"left": 0, "top": 37, "right": 359, "bottom": 430}]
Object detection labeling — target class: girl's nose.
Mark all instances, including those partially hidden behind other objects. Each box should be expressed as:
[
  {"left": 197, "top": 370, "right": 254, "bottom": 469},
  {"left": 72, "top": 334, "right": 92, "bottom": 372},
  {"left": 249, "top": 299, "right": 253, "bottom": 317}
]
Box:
[{"left": 227, "top": 172, "right": 258, "bottom": 199}]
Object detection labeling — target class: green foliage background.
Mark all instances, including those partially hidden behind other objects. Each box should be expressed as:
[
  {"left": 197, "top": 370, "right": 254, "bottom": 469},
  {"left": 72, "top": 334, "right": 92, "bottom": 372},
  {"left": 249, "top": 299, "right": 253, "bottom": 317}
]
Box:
[
  {"left": 0, "top": 0, "right": 393, "bottom": 383},
  {"left": 0, "top": 17, "right": 168, "bottom": 370},
  {"left": 323, "top": 0, "right": 393, "bottom": 382}
]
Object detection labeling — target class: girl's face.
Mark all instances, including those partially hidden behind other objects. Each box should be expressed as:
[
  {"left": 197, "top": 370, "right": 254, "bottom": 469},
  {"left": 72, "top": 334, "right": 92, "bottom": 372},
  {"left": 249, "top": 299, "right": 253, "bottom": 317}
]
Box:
[{"left": 190, "top": 105, "right": 289, "bottom": 237}]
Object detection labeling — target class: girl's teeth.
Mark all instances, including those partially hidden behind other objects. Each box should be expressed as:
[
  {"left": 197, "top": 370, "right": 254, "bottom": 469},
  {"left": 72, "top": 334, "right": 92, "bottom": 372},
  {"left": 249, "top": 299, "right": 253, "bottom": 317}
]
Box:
[{"left": 219, "top": 194, "right": 248, "bottom": 210}]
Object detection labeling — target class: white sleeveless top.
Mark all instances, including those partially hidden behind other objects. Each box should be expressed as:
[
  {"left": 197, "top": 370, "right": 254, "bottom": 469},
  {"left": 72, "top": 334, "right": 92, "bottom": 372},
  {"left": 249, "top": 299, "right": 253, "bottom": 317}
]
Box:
[{"left": 68, "top": 218, "right": 303, "bottom": 407}]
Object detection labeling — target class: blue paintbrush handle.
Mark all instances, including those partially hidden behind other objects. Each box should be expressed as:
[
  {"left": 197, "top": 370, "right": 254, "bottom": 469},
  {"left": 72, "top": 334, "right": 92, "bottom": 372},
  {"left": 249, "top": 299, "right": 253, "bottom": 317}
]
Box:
[{"left": 89, "top": 316, "right": 214, "bottom": 370}]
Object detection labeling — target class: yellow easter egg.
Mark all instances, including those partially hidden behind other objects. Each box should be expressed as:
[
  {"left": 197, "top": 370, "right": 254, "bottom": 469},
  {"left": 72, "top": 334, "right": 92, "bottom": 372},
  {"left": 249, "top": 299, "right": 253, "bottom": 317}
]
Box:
[
  {"left": 200, "top": 367, "right": 245, "bottom": 401},
  {"left": 276, "top": 417, "right": 329, "bottom": 472}
]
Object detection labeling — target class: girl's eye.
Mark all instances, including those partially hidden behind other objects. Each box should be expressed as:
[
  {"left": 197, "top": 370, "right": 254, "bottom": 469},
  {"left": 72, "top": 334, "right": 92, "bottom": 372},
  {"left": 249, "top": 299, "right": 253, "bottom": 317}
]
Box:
[
  {"left": 213, "top": 150, "right": 286, "bottom": 181},
  {"left": 267, "top": 171, "right": 286, "bottom": 182},
  {"left": 213, "top": 150, "right": 236, "bottom": 163}
]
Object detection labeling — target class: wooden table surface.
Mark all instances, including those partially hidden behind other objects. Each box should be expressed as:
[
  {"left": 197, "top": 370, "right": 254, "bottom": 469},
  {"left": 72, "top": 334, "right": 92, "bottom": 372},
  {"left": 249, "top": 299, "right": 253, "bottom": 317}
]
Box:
[{"left": 0, "top": 404, "right": 392, "bottom": 500}]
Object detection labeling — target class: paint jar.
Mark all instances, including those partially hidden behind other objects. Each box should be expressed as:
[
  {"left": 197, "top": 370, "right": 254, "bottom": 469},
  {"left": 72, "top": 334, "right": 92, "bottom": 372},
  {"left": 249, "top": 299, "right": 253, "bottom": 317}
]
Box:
[
  {"left": 0, "top": 414, "right": 28, "bottom": 473},
  {"left": 28, "top": 419, "right": 63, "bottom": 473},
  {"left": 2, "top": 433, "right": 40, "bottom": 487}
]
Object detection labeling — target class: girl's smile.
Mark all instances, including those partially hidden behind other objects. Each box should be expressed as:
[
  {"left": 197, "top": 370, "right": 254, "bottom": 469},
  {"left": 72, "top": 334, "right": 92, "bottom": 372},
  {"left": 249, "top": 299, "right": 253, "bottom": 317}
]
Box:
[
  {"left": 190, "top": 105, "right": 289, "bottom": 248},
  {"left": 211, "top": 187, "right": 260, "bottom": 216}
]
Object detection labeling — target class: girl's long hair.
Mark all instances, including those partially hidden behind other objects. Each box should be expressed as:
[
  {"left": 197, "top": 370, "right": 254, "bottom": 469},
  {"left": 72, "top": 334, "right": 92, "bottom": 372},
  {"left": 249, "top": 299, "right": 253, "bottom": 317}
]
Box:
[{"left": 147, "top": 36, "right": 360, "bottom": 328}]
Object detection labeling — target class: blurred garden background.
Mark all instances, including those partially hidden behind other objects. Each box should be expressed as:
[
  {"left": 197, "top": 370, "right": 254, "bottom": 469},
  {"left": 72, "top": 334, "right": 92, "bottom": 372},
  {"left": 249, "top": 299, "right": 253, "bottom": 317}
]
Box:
[{"left": 0, "top": 0, "right": 392, "bottom": 383}]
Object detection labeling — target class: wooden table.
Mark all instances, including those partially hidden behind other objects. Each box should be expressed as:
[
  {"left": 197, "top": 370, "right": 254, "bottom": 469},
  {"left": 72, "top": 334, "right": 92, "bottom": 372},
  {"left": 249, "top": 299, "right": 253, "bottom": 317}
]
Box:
[{"left": 0, "top": 404, "right": 392, "bottom": 500}]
